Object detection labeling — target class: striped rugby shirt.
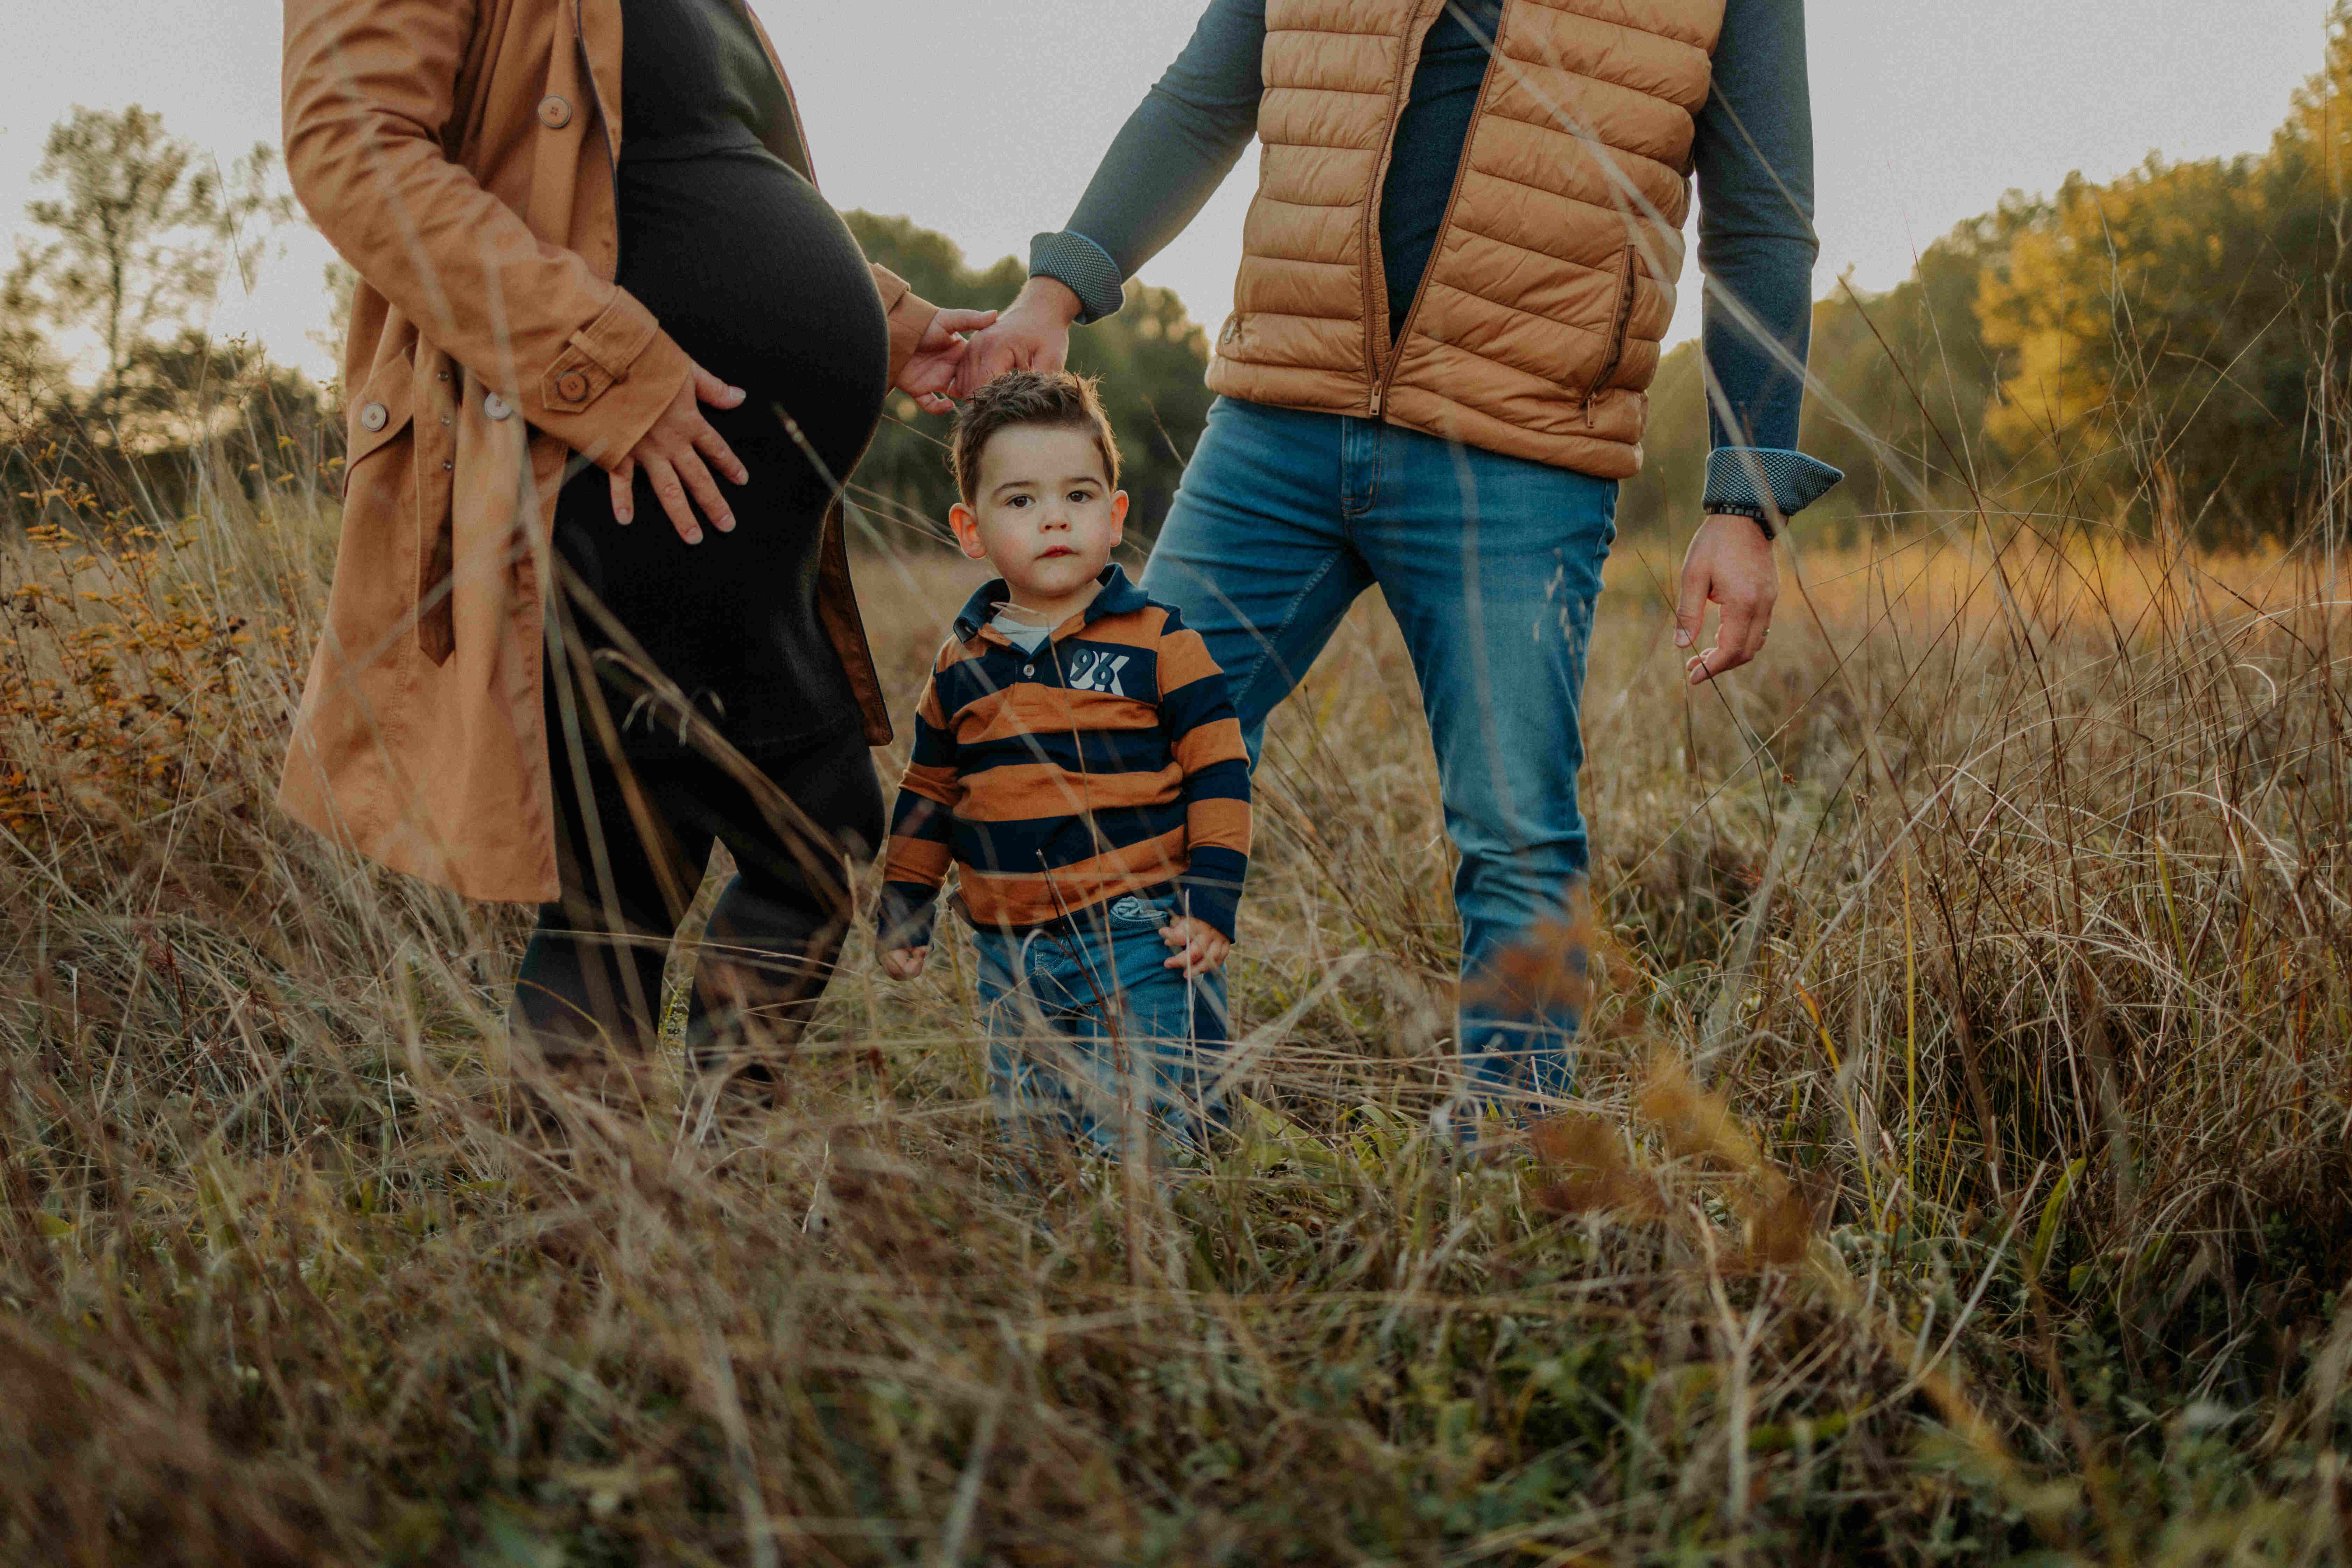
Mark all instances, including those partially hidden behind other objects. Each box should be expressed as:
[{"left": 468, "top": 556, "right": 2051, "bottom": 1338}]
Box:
[{"left": 879, "top": 565, "right": 1252, "bottom": 945}]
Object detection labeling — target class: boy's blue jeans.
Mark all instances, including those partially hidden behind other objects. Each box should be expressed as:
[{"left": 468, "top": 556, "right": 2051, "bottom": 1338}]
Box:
[
  {"left": 1141, "top": 397, "right": 1614, "bottom": 1105},
  {"left": 971, "top": 885, "right": 1230, "bottom": 1156}
]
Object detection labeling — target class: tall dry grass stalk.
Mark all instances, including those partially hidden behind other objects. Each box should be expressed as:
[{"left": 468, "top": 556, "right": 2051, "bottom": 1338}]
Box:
[{"left": 6, "top": 394, "right": 2352, "bottom": 1565}]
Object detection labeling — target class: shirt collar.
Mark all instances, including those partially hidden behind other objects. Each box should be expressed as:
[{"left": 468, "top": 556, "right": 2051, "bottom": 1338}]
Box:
[{"left": 952, "top": 562, "right": 1143, "bottom": 645}]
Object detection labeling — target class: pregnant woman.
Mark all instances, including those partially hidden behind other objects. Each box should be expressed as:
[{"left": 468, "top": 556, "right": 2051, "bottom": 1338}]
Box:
[{"left": 277, "top": 0, "right": 988, "bottom": 1097}]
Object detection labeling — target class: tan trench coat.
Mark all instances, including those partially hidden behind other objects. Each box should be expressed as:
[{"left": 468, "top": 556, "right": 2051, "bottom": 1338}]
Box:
[{"left": 278, "top": 0, "right": 935, "bottom": 903}]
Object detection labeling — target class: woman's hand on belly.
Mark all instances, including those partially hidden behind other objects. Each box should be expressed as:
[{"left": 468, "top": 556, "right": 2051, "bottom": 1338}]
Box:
[{"left": 606, "top": 358, "right": 751, "bottom": 545}]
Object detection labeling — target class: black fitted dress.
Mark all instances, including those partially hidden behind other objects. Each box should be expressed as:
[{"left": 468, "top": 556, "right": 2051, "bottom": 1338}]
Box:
[
  {"left": 550, "top": 0, "right": 889, "bottom": 754},
  {"left": 519, "top": 0, "right": 894, "bottom": 1068}
]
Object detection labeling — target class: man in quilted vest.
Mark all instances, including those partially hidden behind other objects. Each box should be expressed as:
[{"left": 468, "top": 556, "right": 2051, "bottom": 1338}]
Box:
[{"left": 961, "top": 0, "right": 1840, "bottom": 1119}]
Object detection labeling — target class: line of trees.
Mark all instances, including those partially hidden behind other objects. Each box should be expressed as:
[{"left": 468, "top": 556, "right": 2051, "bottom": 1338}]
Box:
[
  {"left": 17, "top": 1, "right": 2352, "bottom": 553},
  {"left": 1, "top": 106, "right": 317, "bottom": 474},
  {"left": 1625, "top": 5, "right": 2352, "bottom": 545},
  {"left": 0, "top": 104, "right": 1215, "bottom": 542}
]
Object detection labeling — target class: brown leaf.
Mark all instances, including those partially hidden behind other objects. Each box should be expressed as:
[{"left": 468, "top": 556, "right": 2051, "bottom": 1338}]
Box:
[
  {"left": 1637, "top": 1053, "right": 1763, "bottom": 1175},
  {"left": 1462, "top": 912, "right": 1595, "bottom": 1018},
  {"left": 1528, "top": 1113, "right": 1663, "bottom": 1218},
  {"left": 1528, "top": 1112, "right": 1625, "bottom": 1174},
  {"left": 1744, "top": 1182, "right": 1815, "bottom": 1267}
]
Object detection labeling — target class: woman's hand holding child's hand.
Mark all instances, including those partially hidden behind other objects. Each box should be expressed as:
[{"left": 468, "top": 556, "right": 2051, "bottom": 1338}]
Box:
[
  {"left": 881, "top": 946, "right": 928, "bottom": 980},
  {"left": 1160, "top": 917, "right": 1229, "bottom": 977},
  {"left": 898, "top": 308, "right": 1001, "bottom": 416}
]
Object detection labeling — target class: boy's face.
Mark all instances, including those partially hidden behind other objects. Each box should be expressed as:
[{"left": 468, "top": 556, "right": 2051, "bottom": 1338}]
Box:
[{"left": 950, "top": 425, "right": 1127, "bottom": 606}]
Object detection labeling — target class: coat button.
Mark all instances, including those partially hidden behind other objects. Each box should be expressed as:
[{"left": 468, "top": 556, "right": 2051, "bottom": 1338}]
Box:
[
  {"left": 537, "top": 95, "right": 572, "bottom": 129},
  {"left": 358, "top": 402, "right": 388, "bottom": 432},
  {"left": 1023, "top": 664, "right": 1035, "bottom": 678},
  {"left": 483, "top": 392, "right": 513, "bottom": 420},
  {"left": 556, "top": 370, "right": 589, "bottom": 403}
]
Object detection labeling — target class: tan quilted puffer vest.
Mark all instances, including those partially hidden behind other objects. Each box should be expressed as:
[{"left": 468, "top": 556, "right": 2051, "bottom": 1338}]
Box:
[{"left": 1204, "top": 0, "right": 1724, "bottom": 477}]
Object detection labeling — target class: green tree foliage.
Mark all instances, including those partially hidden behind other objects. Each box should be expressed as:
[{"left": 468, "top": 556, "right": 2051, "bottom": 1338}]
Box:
[
  {"left": 1974, "top": 155, "right": 2323, "bottom": 537},
  {"left": 1627, "top": 7, "right": 2352, "bottom": 546},
  {"left": 2, "top": 107, "right": 316, "bottom": 529},
  {"left": 843, "top": 212, "right": 1213, "bottom": 547},
  {"left": 0, "top": 304, "right": 69, "bottom": 450},
  {"left": 5, "top": 106, "right": 292, "bottom": 438},
  {"left": 1616, "top": 219, "right": 2016, "bottom": 541},
  {"left": 1801, "top": 219, "right": 2013, "bottom": 533}
]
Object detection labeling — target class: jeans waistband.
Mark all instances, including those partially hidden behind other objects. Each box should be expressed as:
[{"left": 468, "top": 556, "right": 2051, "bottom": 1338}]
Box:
[{"left": 960, "top": 879, "right": 1184, "bottom": 941}]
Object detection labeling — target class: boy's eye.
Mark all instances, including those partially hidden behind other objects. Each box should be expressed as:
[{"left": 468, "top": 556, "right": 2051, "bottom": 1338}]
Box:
[
  {"left": 1005, "top": 494, "right": 1030, "bottom": 508},
  {"left": 1068, "top": 490, "right": 1093, "bottom": 504}
]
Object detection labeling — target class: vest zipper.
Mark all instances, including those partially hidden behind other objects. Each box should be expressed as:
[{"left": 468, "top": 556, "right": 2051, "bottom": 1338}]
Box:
[
  {"left": 1580, "top": 242, "right": 1640, "bottom": 426},
  {"left": 1362, "top": 0, "right": 1450, "bottom": 417},
  {"left": 1376, "top": 0, "right": 1510, "bottom": 423}
]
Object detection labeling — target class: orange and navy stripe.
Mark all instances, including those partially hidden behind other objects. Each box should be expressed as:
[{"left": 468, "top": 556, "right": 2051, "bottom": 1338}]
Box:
[{"left": 879, "top": 565, "right": 1252, "bottom": 944}]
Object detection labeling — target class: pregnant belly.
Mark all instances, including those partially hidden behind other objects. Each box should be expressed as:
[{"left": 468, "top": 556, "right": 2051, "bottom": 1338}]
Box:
[
  {"left": 613, "top": 151, "right": 890, "bottom": 479},
  {"left": 547, "top": 152, "right": 891, "bottom": 751}
]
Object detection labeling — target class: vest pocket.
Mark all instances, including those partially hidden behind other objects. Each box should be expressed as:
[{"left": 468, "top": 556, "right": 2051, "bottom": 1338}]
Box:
[{"left": 1581, "top": 244, "right": 1640, "bottom": 416}]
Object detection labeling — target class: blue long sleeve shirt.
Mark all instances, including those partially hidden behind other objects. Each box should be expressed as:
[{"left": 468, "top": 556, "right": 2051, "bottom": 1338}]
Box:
[{"left": 1029, "top": 0, "right": 1841, "bottom": 525}]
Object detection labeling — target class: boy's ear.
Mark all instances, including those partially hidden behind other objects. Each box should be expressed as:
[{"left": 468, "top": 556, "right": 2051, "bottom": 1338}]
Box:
[
  {"left": 1110, "top": 489, "right": 1129, "bottom": 536},
  {"left": 948, "top": 502, "right": 989, "bottom": 562}
]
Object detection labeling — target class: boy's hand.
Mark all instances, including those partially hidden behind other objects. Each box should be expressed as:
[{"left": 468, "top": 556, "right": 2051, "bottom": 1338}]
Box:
[
  {"left": 881, "top": 946, "right": 928, "bottom": 980},
  {"left": 1160, "top": 916, "right": 1230, "bottom": 978},
  {"left": 897, "top": 308, "right": 999, "bottom": 416}
]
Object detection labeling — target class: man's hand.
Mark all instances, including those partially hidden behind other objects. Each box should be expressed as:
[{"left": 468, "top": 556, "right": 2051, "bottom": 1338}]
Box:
[
  {"left": 881, "top": 946, "right": 929, "bottom": 980},
  {"left": 605, "top": 358, "right": 748, "bottom": 546},
  {"left": 955, "top": 276, "right": 1082, "bottom": 396},
  {"left": 898, "top": 308, "right": 999, "bottom": 416},
  {"left": 1674, "top": 513, "right": 1780, "bottom": 684},
  {"left": 1160, "top": 916, "right": 1231, "bottom": 978}
]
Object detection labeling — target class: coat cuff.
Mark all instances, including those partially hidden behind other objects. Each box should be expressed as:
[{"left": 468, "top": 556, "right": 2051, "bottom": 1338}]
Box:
[
  {"left": 1703, "top": 448, "right": 1844, "bottom": 539},
  {"left": 1027, "top": 231, "right": 1125, "bottom": 326},
  {"left": 874, "top": 265, "right": 939, "bottom": 390},
  {"left": 526, "top": 288, "right": 693, "bottom": 466}
]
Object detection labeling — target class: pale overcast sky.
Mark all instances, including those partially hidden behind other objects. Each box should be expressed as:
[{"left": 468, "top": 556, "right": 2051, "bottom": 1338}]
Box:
[{"left": 0, "top": 0, "right": 2333, "bottom": 382}]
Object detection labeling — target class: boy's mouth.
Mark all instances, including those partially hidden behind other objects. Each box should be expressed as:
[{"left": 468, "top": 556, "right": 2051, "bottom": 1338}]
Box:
[{"left": 1040, "top": 546, "right": 1077, "bottom": 559}]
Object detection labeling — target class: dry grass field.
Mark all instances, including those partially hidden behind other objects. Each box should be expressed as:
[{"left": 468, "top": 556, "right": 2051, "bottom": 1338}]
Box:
[{"left": 5, "top": 431, "right": 2352, "bottom": 1564}]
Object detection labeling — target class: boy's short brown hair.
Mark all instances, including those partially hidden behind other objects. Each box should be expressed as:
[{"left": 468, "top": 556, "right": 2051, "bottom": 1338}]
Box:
[{"left": 949, "top": 369, "right": 1121, "bottom": 505}]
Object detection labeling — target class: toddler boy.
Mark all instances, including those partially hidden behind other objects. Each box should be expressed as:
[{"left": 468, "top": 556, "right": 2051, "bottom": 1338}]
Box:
[{"left": 877, "top": 370, "right": 1251, "bottom": 1155}]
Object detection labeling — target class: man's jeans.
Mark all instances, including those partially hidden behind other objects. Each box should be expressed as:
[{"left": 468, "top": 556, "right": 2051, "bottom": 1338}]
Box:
[
  {"left": 972, "top": 885, "right": 1230, "bottom": 1156},
  {"left": 1141, "top": 396, "right": 1614, "bottom": 1105}
]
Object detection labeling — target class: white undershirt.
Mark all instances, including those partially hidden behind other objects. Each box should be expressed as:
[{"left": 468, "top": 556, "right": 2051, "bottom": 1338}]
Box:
[{"left": 990, "top": 611, "right": 1054, "bottom": 655}]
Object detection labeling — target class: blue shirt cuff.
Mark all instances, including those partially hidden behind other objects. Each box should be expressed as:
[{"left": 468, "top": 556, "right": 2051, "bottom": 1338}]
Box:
[
  {"left": 1027, "top": 231, "right": 1126, "bottom": 326},
  {"left": 877, "top": 883, "right": 940, "bottom": 951},
  {"left": 1176, "top": 848, "right": 1246, "bottom": 940},
  {"left": 1703, "top": 447, "right": 1843, "bottom": 530},
  {"left": 1177, "top": 880, "right": 1240, "bottom": 942}
]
